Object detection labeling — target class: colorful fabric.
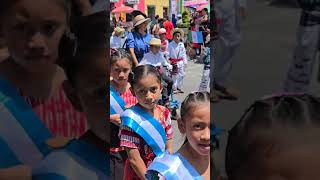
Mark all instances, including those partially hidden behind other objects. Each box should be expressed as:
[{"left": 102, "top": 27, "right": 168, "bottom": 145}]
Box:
[{"left": 119, "top": 105, "right": 173, "bottom": 180}]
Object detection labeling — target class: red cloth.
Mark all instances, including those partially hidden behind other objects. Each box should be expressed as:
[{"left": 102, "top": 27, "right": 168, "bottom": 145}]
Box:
[
  {"left": 22, "top": 86, "right": 87, "bottom": 138},
  {"left": 164, "top": 20, "right": 174, "bottom": 40},
  {"left": 119, "top": 105, "right": 174, "bottom": 180}
]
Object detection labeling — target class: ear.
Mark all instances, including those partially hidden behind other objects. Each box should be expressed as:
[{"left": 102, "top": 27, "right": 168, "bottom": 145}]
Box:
[
  {"left": 63, "top": 81, "right": 83, "bottom": 112},
  {"left": 177, "top": 118, "right": 186, "bottom": 134}
]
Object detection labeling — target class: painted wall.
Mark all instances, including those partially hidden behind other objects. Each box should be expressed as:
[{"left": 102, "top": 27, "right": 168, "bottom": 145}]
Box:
[
  {"left": 113, "top": 0, "right": 145, "bottom": 12},
  {"left": 144, "top": 0, "right": 169, "bottom": 18}
]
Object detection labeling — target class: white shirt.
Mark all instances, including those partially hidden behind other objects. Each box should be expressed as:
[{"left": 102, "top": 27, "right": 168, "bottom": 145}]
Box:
[
  {"left": 110, "top": 36, "right": 122, "bottom": 49},
  {"left": 139, "top": 52, "right": 172, "bottom": 70},
  {"left": 168, "top": 41, "right": 188, "bottom": 65}
]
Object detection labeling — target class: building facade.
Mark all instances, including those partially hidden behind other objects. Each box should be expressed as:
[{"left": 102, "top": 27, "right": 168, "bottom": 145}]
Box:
[{"left": 144, "top": 0, "right": 169, "bottom": 18}]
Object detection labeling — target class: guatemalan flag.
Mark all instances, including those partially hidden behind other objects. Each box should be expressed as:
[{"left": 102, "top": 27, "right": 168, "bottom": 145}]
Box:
[{"left": 191, "top": 31, "right": 204, "bottom": 44}]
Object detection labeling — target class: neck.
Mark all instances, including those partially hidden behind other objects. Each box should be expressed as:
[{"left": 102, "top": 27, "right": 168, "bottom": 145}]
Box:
[
  {"left": 179, "top": 142, "right": 210, "bottom": 172},
  {"left": 138, "top": 103, "right": 154, "bottom": 116},
  {"left": 174, "top": 40, "right": 179, "bottom": 44},
  {"left": 111, "top": 80, "right": 128, "bottom": 94}
]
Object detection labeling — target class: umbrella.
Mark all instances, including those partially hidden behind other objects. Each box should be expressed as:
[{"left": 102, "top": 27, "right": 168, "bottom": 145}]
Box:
[
  {"left": 111, "top": 6, "right": 134, "bottom": 13},
  {"left": 184, "top": 0, "right": 208, "bottom": 7},
  {"left": 196, "top": 4, "right": 207, "bottom": 11}
]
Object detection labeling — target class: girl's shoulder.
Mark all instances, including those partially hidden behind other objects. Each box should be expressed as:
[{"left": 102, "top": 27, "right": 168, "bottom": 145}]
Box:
[{"left": 156, "top": 105, "right": 171, "bottom": 119}]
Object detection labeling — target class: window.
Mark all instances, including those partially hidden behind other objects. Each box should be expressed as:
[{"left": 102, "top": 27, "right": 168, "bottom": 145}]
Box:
[
  {"left": 147, "top": 6, "right": 155, "bottom": 18},
  {"left": 163, "top": 7, "right": 168, "bottom": 18}
]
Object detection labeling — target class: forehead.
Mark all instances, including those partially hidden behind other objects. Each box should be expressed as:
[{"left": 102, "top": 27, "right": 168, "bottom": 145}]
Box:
[
  {"left": 112, "top": 58, "right": 131, "bottom": 68},
  {"left": 238, "top": 129, "right": 320, "bottom": 179},
  {"left": 185, "top": 104, "right": 210, "bottom": 121},
  {"left": 134, "top": 74, "right": 160, "bottom": 88},
  {"left": 6, "top": 0, "right": 66, "bottom": 22}
]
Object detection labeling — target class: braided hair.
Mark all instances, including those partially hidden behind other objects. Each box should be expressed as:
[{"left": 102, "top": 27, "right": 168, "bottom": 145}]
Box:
[{"left": 226, "top": 94, "right": 320, "bottom": 179}]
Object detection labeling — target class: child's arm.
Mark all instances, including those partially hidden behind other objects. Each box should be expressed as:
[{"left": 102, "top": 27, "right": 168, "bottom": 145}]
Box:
[
  {"left": 126, "top": 148, "right": 148, "bottom": 180},
  {"left": 166, "top": 139, "right": 173, "bottom": 154},
  {"left": 110, "top": 114, "right": 121, "bottom": 126}
]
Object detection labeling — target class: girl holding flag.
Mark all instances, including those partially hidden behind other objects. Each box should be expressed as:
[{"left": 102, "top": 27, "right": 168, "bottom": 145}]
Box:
[
  {"left": 110, "top": 49, "right": 138, "bottom": 180},
  {"left": 146, "top": 91, "right": 211, "bottom": 180},
  {"left": 119, "top": 65, "right": 174, "bottom": 180}
]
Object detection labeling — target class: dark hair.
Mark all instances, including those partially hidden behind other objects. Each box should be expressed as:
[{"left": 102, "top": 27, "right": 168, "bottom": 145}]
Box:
[
  {"left": 111, "top": 48, "right": 133, "bottom": 67},
  {"left": 173, "top": 31, "right": 182, "bottom": 38},
  {"left": 129, "top": 65, "right": 161, "bottom": 87},
  {"left": 0, "top": 0, "right": 68, "bottom": 17},
  {"left": 180, "top": 91, "right": 210, "bottom": 121},
  {"left": 225, "top": 94, "right": 320, "bottom": 179}
]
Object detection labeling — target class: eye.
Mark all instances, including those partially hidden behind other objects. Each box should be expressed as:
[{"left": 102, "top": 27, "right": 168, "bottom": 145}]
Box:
[
  {"left": 42, "top": 23, "right": 58, "bottom": 36},
  {"left": 150, "top": 87, "right": 158, "bottom": 93},
  {"left": 13, "top": 23, "right": 30, "bottom": 34}
]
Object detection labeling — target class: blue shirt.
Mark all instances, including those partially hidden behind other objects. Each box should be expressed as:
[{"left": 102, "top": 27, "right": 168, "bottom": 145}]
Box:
[{"left": 126, "top": 31, "right": 151, "bottom": 62}]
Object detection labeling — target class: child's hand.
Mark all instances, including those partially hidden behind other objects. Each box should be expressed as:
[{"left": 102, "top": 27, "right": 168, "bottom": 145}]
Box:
[
  {"left": 110, "top": 114, "right": 121, "bottom": 125},
  {"left": 125, "top": 104, "right": 133, "bottom": 109}
]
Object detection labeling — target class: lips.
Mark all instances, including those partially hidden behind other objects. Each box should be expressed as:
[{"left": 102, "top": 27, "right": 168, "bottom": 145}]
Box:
[{"left": 198, "top": 144, "right": 210, "bottom": 152}]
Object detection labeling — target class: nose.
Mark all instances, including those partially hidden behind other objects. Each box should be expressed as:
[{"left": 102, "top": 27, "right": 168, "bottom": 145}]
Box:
[
  {"left": 119, "top": 71, "right": 125, "bottom": 77},
  {"left": 201, "top": 128, "right": 210, "bottom": 141},
  {"left": 145, "top": 91, "right": 153, "bottom": 99},
  {"left": 28, "top": 32, "right": 47, "bottom": 52}
]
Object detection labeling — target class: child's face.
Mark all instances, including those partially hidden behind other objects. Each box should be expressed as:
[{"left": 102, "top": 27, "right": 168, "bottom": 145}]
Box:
[
  {"left": 179, "top": 103, "right": 210, "bottom": 156},
  {"left": 74, "top": 53, "right": 107, "bottom": 141},
  {"left": 1, "top": 0, "right": 67, "bottom": 72},
  {"left": 159, "top": 33, "right": 166, "bottom": 40},
  {"left": 132, "top": 74, "right": 162, "bottom": 110},
  {"left": 111, "top": 58, "right": 131, "bottom": 86},
  {"left": 233, "top": 129, "right": 320, "bottom": 180},
  {"left": 174, "top": 33, "right": 181, "bottom": 43},
  {"left": 150, "top": 45, "right": 160, "bottom": 54}
]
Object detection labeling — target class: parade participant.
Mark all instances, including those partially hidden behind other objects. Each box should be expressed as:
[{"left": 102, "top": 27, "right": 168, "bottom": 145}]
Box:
[
  {"left": 163, "top": 17, "right": 174, "bottom": 41},
  {"left": 199, "top": 31, "right": 211, "bottom": 93},
  {"left": 146, "top": 91, "right": 210, "bottom": 180},
  {"left": 214, "top": 0, "right": 247, "bottom": 100},
  {"left": 226, "top": 93, "right": 320, "bottom": 180},
  {"left": 168, "top": 28, "right": 188, "bottom": 94},
  {"left": 139, "top": 38, "right": 173, "bottom": 107},
  {"left": 158, "top": 28, "right": 169, "bottom": 60},
  {"left": 283, "top": 1, "right": 320, "bottom": 93},
  {"left": 110, "top": 49, "right": 138, "bottom": 180},
  {"left": 0, "top": 0, "right": 88, "bottom": 138},
  {"left": 126, "top": 13, "right": 152, "bottom": 66},
  {"left": 110, "top": 27, "right": 125, "bottom": 49},
  {"left": 31, "top": 12, "right": 109, "bottom": 179},
  {"left": 119, "top": 65, "right": 174, "bottom": 180}
]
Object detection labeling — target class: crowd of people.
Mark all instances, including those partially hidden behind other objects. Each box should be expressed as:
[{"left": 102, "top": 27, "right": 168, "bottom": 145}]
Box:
[{"left": 110, "top": 8, "right": 212, "bottom": 180}]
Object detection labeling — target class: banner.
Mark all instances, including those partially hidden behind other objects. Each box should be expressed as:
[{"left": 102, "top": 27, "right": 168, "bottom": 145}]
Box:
[{"left": 191, "top": 31, "right": 203, "bottom": 43}]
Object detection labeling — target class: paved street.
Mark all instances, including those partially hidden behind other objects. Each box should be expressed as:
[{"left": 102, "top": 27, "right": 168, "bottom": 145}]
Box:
[
  {"left": 171, "top": 61, "right": 204, "bottom": 152},
  {"left": 212, "top": 0, "right": 320, "bottom": 176}
]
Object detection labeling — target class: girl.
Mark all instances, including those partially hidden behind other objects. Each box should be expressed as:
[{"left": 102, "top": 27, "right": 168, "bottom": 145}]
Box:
[
  {"left": 110, "top": 49, "right": 138, "bottom": 180},
  {"left": 0, "top": 0, "right": 88, "bottom": 138},
  {"left": 226, "top": 93, "right": 320, "bottom": 180},
  {"left": 168, "top": 28, "right": 188, "bottom": 94},
  {"left": 147, "top": 91, "right": 211, "bottom": 180},
  {"left": 31, "top": 10, "right": 109, "bottom": 179},
  {"left": 119, "top": 65, "right": 174, "bottom": 180}
]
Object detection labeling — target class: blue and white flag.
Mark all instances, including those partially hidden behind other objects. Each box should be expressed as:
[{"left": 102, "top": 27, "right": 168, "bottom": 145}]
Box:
[
  {"left": 192, "top": 31, "right": 204, "bottom": 43},
  {"left": 121, "top": 105, "right": 167, "bottom": 156},
  {"left": 0, "top": 78, "right": 52, "bottom": 169},
  {"left": 32, "top": 140, "right": 109, "bottom": 180},
  {"left": 146, "top": 152, "right": 203, "bottom": 180},
  {"left": 110, "top": 85, "right": 126, "bottom": 115}
]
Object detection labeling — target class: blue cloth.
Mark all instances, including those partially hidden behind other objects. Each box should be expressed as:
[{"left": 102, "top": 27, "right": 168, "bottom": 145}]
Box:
[
  {"left": 172, "top": 18, "right": 177, "bottom": 28},
  {"left": 126, "top": 32, "right": 151, "bottom": 62},
  {"left": 32, "top": 139, "right": 109, "bottom": 180}
]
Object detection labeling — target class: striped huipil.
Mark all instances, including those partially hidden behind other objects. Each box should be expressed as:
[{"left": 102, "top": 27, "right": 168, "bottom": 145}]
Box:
[{"left": 22, "top": 86, "right": 87, "bottom": 138}]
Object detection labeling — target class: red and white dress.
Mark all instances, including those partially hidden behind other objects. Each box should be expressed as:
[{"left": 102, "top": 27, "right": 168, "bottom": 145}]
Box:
[
  {"left": 22, "top": 86, "right": 87, "bottom": 138},
  {"left": 119, "top": 105, "right": 173, "bottom": 180}
]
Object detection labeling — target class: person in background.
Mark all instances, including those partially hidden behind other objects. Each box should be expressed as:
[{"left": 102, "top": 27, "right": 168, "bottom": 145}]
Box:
[
  {"left": 118, "top": 17, "right": 124, "bottom": 27},
  {"left": 163, "top": 16, "right": 174, "bottom": 41},
  {"left": 110, "top": 27, "right": 125, "bottom": 49},
  {"left": 172, "top": 14, "right": 177, "bottom": 28},
  {"left": 159, "top": 28, "right": 169, "bottom": 60},
  {"left": 139, "top": 38, "right": 173, "bottom": 107},
  {"left": 126, "top": 13, "right": 152, "bottom": 66},
  {"left": 177, "top": 14, "right": 183, "bottom": 26}
]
